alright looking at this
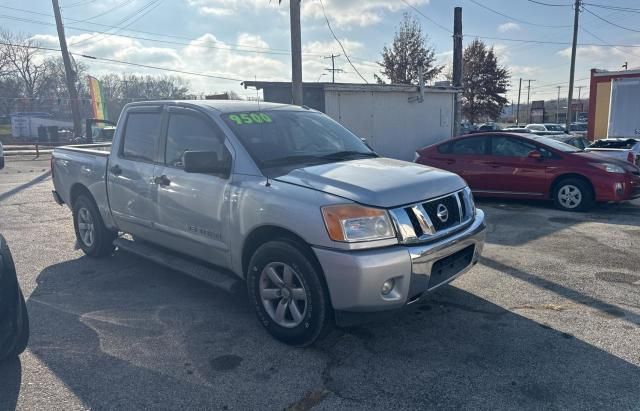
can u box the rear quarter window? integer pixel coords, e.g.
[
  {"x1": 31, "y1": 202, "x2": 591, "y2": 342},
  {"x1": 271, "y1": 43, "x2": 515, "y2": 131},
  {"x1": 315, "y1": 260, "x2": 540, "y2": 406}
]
[{"x1": 437, "y1": 142, "x2": 452, "y2": 154}]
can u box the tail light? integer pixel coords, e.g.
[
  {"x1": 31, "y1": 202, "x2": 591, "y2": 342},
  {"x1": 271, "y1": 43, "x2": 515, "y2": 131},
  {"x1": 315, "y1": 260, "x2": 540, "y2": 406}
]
[{"x1": 627, "y1": 152, "x2": 634, "y2": 163}]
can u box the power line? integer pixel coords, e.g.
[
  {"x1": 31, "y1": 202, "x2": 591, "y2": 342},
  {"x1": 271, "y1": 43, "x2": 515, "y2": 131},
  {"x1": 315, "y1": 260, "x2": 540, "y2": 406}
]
[
  {"x1": 400, "y1": 0, "x2": 452, "y2": 33},
  {"x1": 582, "y1": 3, "x2": 640, "y2": 13},
  {"x1": 318, "y1": 0, "x2": 368, "y2": 83},
  {"x1": 0, "y1": 41, "x2": 245, "y2": 82},
  {"x1": 70, "y1": 0, "x2": 134, "y2": 24},
  {"x1": 63, "y1": 0, "x2": 98, "y2": 8},
  {"x1": 527, "y1": 0, "x2": 572, "y2": 7},
  {"x1": 582, "y1": 6, "x2": 640, "y2": 33},
  {"x1": 469, "y1": 0, "x2": 571, "y2": 28}
]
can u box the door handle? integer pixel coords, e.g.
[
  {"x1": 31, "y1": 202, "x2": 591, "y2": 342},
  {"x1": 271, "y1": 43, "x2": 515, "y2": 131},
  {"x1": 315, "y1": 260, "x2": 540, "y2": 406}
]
[
  {"x1": 154, "y1": 175, "x2": 171, "y2": 186},
  {"x1": 109, "y1": 165, "x2": 122, "y2": 175}
]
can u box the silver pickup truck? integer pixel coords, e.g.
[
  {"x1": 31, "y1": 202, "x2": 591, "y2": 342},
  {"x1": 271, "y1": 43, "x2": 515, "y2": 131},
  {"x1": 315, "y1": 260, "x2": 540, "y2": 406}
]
[{"x1": 51, "y1": 100, "x2": 486, "y2": 346}]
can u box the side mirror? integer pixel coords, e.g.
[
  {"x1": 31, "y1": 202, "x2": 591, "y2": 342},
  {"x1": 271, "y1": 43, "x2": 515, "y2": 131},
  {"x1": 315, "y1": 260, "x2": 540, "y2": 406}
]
[
  {"x1": 183, "y1": 151, "x2": 230, "y2": 175},
  {"x1": 528, "y1": 150, "x2": 543, "y2": 160}
]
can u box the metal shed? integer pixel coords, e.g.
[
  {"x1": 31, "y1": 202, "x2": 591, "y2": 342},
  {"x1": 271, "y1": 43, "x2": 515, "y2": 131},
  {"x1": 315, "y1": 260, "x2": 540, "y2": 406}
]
[{"x1": 242, "y1": 81, "x2": 457, "y2": 161}]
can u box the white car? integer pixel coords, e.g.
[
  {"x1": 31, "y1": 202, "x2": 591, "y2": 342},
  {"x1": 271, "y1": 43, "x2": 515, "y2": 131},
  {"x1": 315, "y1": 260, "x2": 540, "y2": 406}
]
[
  {"x1": 0, "y1": 141, "x2": 4, "y2": 169},
  {"x1": 587, "y1": 138, "x2": 640, "y2": 166},
  {"x1": 525, "y1": 123, "x2": 566, "y2": 134}
]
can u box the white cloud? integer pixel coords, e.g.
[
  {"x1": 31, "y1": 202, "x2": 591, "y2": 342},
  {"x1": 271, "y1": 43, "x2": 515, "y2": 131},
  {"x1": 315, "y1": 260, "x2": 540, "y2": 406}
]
[
  {"x1": 557, "y1": 45, "x2": 640, "y2": 69},
  {"x1": 497, "y1": 22, "x2": 520, "y2": 33},
  {"x1": 301, "y1": 0, "x2": 430, "y2": 28}
]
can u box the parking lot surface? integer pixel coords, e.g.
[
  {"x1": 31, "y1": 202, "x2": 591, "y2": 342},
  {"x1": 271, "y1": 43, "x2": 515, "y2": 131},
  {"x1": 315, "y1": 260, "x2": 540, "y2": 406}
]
[{"x1": 1, "y1": 156, "x2": 639, "y2": 410}]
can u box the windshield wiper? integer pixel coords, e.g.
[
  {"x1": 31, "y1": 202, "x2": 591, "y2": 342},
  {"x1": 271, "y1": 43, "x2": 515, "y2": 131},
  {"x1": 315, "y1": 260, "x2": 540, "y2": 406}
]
[{"x1": 319, "y1": 150, "x2": 378, "y2": 160}]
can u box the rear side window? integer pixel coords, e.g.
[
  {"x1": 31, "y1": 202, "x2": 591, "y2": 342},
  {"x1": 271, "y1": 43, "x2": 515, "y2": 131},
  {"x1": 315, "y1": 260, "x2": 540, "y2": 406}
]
[
  {"x1": 122, "y1": 112, "x2": 162, "y2": 162},
  {"x1": 437, "y1": 142, "x2": 452, "y2": 154},
  {"x1": 165, "y1": 113, "x2": 227, "y2": 168},
  {"x1": 450, "y1": 137, "x2": 487, "y2": 155}
]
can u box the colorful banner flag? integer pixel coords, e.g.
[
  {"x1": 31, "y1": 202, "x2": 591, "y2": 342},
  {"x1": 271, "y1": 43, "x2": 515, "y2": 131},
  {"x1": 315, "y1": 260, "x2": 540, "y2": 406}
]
[{"x1": 87, "y1": 76, "x2": 109, "y2": 121}]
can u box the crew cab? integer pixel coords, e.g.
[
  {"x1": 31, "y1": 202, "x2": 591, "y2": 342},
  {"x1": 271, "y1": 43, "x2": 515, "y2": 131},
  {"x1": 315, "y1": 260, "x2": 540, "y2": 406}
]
[{"x1": 51, "y1": 101, "x2": 486, "y2": 346}]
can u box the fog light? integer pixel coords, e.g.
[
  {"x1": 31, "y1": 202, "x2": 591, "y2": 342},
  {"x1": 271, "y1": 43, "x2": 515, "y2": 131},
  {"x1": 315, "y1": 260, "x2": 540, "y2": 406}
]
[
  {"x1": 615, "y1": 182, "x2": 624, "y2": 195},
  {"x1": 381, "y1": 279, "x2": 395, "y2": 295}
]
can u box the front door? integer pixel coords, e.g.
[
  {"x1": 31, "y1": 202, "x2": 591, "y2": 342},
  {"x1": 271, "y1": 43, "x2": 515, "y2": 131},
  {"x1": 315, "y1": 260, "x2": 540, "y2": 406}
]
[
  {"x1": 153, "y1": 106, "x2": 233, "y2": 267},
  {"x1": 107, "y1": 106, "x2": 163, "y2": 237},
  {"x1": 486, "y1": 135, "x2": 548, "y2": 196}
]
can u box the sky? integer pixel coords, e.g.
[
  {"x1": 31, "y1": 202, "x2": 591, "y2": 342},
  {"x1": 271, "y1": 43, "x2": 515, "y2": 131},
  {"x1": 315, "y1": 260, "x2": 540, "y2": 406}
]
[{"x1": 1, "y1": 0, "x2": 640, "y2": 102}]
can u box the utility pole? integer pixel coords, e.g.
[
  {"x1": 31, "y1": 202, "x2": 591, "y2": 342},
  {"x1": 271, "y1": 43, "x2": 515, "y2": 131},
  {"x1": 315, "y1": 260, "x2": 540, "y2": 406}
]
[
  {"x1": 452, "y1": 7, "x2": 463, "y2": 136},
  {"x1": 524, "y1": 79, "x2": 536, "y2": 123},
  {"x1": 556, "y1": 86, "x2": 562, "y2": 123},
  {"x1": 52, "y1": 0, "x2": 82, "y2": 137},
  {"x1": 516, "y1": 78, "x2": 522, "y2": 125},
  {"x1": 565, "y1": 0, "x2": 581, "y2": 131},
  {"x1": 575, "y1": 85, "x2": 584, "y2": 122},
  {"x1": 289, "y1": 0, "x2": 303, "y2": 105},
  {"x1": 323, "y1": 54, "x2": 343, "y2": 83}
]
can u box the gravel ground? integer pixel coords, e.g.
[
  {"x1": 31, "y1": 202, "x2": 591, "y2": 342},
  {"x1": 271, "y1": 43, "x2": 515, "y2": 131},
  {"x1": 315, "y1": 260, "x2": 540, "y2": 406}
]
[{"x1": 1, "y1": 155, "x2": 639, "y2": 410}]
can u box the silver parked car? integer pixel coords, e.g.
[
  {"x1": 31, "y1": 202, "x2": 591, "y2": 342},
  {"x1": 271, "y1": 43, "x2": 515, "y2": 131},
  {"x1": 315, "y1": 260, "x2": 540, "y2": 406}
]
[{"x1": 51, "y1": 101, "x2": 486, "y2": 346}]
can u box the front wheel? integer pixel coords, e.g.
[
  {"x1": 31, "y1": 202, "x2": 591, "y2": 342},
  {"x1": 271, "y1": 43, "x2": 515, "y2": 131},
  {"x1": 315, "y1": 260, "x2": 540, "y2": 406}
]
[
  {"x1": 553, "y1": 178, "x2": 594, "y2": 212},
  {"x1": 247, "y1": 241, "x2": 332, "y2": 346},
  {"x1": 72, "y1": 195, "x2": 117, "y2": 257}
]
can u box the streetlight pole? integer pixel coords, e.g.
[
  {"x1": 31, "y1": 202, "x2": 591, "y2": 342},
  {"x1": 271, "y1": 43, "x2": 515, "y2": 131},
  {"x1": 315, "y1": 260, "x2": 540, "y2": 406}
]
[
  {"x1": 516, "y1": 78, "x2": 522, "y2": 125},
  {"x1": 525, "y1": 79, "x2": 536, "y2": 124},
  {"x1": 556, "y1": 86, "x2": 562, "y2": 123}
]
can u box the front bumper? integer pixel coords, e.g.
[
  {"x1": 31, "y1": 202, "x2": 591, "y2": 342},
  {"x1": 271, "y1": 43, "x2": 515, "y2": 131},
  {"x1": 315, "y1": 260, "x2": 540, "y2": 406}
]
[{"x1": 314, "y1": 209, "x2": 486, "y2": 312}]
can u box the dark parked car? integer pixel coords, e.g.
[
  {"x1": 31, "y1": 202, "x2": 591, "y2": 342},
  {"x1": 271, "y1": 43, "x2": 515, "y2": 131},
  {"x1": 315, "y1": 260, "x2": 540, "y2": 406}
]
[
  {"x1": 0, "y1": 234, "x2": 29, "y2": 362},
  {"x1": 416, "y1": 132, "x2": 640, "y2": 211},
  {"x1": 547, "y1": 134, "x2": 591, "y2": 150}
]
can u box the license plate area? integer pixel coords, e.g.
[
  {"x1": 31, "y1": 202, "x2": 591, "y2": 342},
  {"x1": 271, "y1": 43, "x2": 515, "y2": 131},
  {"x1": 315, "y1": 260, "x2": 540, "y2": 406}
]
[{"x1": 428, "y1": 245, "x2": 475, "y2": 289}]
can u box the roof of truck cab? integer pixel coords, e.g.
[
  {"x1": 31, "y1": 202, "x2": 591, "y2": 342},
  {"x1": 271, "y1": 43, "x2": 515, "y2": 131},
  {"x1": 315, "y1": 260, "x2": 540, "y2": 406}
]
[{"x1": 125, "y1": 100, "x2": 310, "y2": 113}]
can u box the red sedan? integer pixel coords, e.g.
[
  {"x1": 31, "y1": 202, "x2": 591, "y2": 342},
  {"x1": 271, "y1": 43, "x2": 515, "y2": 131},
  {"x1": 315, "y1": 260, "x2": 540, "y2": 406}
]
[{"x1": 416, "y1": 132, "x2": 640, "y2": 211}]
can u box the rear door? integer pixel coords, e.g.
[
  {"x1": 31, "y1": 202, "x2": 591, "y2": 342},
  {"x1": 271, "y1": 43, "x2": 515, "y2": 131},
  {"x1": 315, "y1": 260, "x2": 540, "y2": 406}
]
[
  {"x1": 486, "y1": 135, "x2": 548, "y2": 196},
  {"x1": 437, "y1": 136, "x2": 490, "y2": 190},
  {"x1": 107, "y1": 106, "x2": 163, "y2": 237},
  {"x1": 153, "y1": 106, "x2": 233, "y2": 266}
]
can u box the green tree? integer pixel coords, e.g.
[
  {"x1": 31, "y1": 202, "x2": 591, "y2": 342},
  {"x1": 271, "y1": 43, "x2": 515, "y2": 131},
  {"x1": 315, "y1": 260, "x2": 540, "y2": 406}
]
[
  {"x1": 376, "y1": 13, "x2": 443, "y2": 85},
  {"x1": 462, "y1": 39, "x2": 509, "y2": 123}
]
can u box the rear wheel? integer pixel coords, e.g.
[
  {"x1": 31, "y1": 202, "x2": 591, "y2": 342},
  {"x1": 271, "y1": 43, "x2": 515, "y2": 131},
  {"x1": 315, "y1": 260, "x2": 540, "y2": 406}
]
[
  {"x1": 73, "y1": 195, "x2": 116, "y2": 257},
  {"x1": 0, "y1": 236, "x2": 29, "y2": 362},
  {"x1": 247, "y1": 240, "x2": 332, "y2": 346},
  {"x1": 553, "y1": 178, "x2": 594, "y2": 212}
]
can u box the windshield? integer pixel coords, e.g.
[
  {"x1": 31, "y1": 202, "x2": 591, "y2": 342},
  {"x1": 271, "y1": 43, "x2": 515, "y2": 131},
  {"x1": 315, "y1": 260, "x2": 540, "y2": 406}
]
[
  {"x1": 570, "y1": 123, "x2": 587, "y2": 131},
  {"x1": 544, "y1": 124, "x2": 565, "y2": 132},
  {"x1": 532, "y1": 136, "x2": 582, "y2": 152},
  {"x1": 222, "y1": 110, "x2": 375, "y2": 168}
]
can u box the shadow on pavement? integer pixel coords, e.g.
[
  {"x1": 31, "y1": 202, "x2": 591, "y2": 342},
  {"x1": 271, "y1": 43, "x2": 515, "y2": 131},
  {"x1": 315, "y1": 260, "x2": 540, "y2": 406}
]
[
  {"x1": 0, "y1": 171, "x2": 51, "y2": 203},
  {"x1": 477, "y1": 198, "x2": 640, "y2": 247},
  {"x1": 0, "y1": 356, "x2": 22, "y2": 410},
  {"x1": 14, "y1": 252, "x2": 640, "y2": 409}
]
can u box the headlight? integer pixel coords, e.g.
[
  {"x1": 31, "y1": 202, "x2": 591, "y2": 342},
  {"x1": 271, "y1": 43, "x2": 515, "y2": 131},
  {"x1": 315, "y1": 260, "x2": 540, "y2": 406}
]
[
  {"x1": 590, "y1": 162, "x2": 625, "y2": 173},
  {"x1": 321, "y1": 204, "x2": 396, "y2": 242}
]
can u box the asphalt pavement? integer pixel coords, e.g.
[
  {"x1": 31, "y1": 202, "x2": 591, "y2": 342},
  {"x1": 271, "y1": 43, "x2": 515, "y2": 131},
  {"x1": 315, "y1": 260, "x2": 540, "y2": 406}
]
[{"x1": 0, "y1": 155, "x2": 639, "y2": 410}]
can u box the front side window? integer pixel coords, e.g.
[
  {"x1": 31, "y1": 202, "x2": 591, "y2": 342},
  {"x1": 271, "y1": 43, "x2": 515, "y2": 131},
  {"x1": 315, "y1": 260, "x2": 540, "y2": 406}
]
[
  {"x1": 222, "y1": 110, "x2": 374, "y2": 168},
  {"x1": 450, "y1": 137, "x2": 487, "y2": 155},
  {"x1": 122, "y1": 112, "x2": 162, "y2": 162},
  {"x1": 165, "y1": 112, "x2": 226, "y2": 168},
  {"x1": 492, "y1": 136, "x2": 537, "y2": 157}
]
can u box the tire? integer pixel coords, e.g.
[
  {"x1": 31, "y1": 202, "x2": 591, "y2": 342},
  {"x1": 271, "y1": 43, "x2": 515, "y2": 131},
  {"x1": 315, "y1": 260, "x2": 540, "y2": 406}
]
[
  {"x1": 0, "y1": 236, "x2": 29, "y2": 361},
  {"x1": 72, "y1": 195, "x2": 117, "y2": 257},
  {"x1": 247, "y1": 240, "x2": 332, "y2": 347},
  {"x1": 553, "y1": 178, "x2": 595, "y2": 212}
]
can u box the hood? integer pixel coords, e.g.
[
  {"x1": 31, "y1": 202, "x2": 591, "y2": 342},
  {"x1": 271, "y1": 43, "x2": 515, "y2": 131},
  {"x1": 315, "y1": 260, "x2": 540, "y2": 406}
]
[{"x1": 275, "y1": 157, "x2": 467, "y2": 208}]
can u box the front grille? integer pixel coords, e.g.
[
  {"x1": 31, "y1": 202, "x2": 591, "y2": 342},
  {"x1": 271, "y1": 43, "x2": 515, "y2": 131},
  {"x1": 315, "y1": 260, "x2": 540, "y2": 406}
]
[
  {"x1": 389, "y1": 188, "x2": 474, "y2": 244},
  {"x1": 422, "y1": 194, "x2": 460, "y2": 231}
]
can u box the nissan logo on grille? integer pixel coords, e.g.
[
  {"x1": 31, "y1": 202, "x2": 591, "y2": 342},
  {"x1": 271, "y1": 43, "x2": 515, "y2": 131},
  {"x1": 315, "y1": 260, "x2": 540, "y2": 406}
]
[{"x1": 436, "y1": 203, "x2": 449, "y2": 223}]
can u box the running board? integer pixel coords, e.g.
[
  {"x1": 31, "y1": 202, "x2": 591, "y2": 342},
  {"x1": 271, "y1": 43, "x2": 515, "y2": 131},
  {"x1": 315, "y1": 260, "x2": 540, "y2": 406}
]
[{"x1": 113, "y1": 238, "x2": 240, "y2": 293}]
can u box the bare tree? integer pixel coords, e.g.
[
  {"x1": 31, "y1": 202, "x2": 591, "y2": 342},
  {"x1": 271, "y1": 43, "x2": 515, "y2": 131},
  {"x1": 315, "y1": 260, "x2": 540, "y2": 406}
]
[{"x1": 1, "y1": 31, "x2": 50, "y2": 110}]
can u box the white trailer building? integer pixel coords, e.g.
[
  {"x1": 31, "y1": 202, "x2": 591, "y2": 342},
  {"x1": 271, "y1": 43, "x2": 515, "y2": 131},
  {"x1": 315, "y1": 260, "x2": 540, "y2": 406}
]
[{"x1": 242, "y1": 81, "x2": 457, "y2": 162}]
